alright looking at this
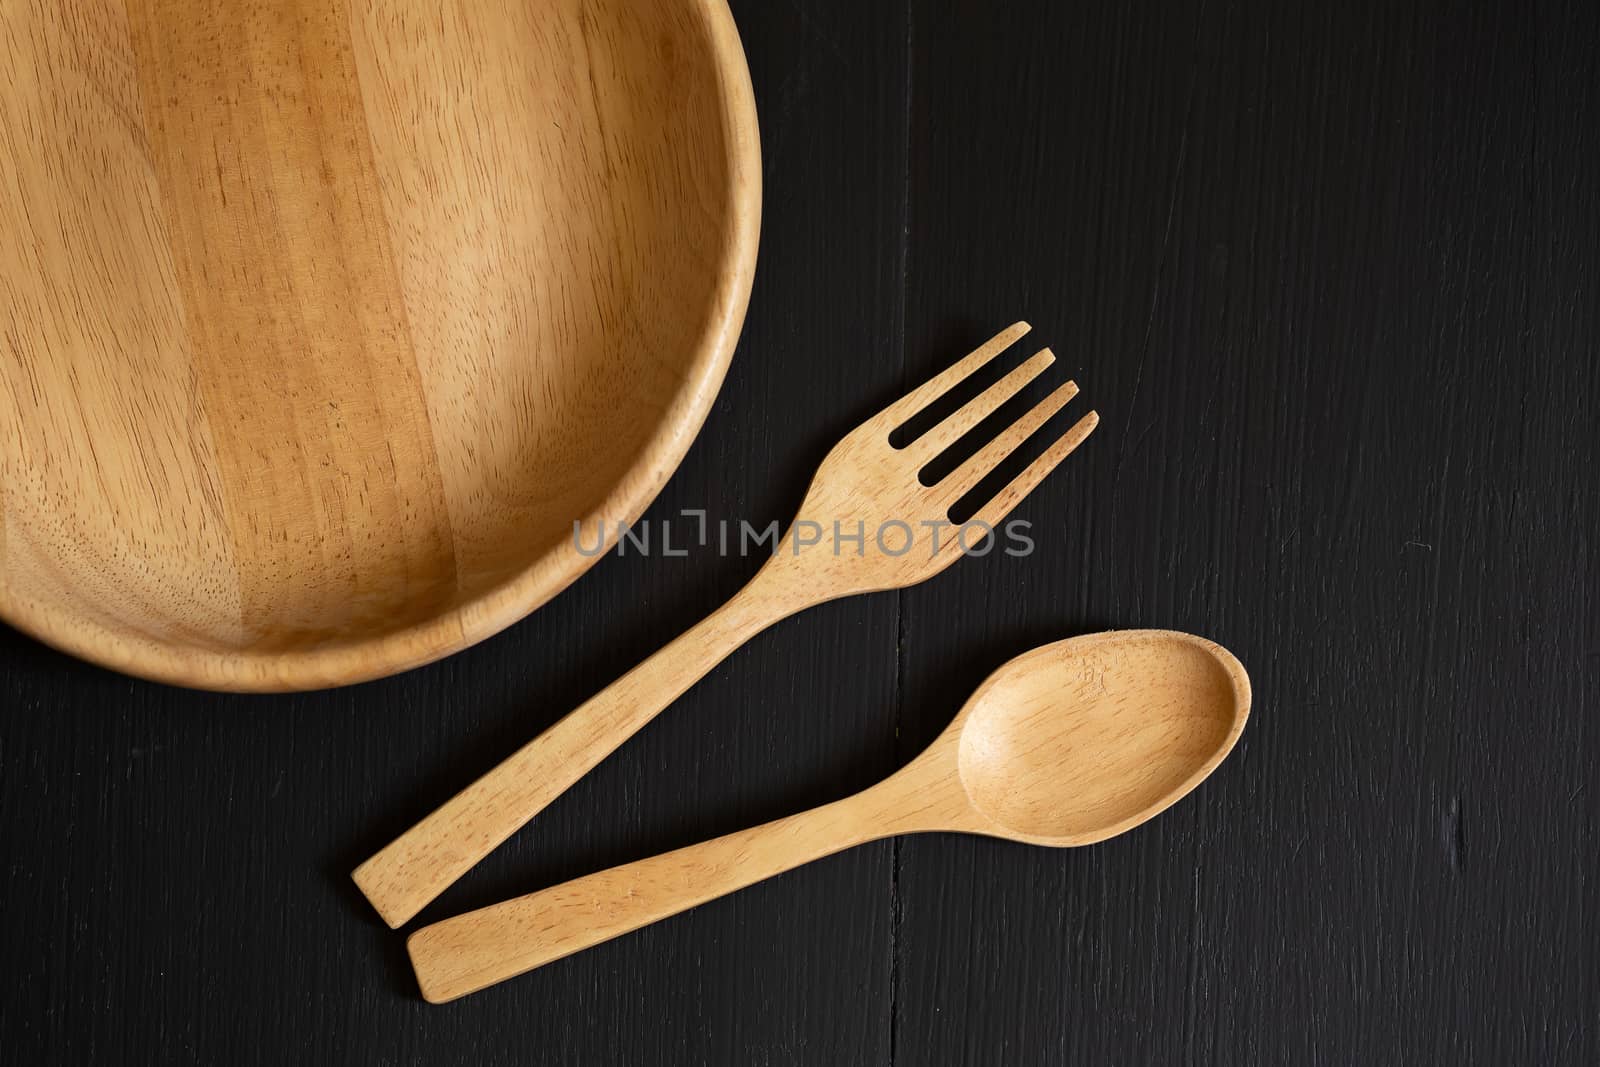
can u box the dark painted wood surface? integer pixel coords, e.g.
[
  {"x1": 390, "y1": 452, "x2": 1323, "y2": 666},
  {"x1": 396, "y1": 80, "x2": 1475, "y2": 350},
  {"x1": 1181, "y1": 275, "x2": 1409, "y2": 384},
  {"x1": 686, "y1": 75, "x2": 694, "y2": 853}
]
[{"x1": 2, "y1": 0, "x2": 1596, "y2": 1063}]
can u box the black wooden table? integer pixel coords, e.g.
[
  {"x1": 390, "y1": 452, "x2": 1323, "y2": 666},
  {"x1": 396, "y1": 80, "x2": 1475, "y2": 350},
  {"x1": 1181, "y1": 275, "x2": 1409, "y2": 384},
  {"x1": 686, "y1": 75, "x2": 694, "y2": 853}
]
[{"x1": 3, "y1": 1, "x2": 1597, "y2": 1063}]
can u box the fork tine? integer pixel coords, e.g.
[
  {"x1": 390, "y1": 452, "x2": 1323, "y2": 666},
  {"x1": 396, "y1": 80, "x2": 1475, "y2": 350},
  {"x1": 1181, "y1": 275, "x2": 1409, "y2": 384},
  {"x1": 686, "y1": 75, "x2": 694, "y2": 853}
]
[
  {"x1": 962, "y1": 410, "x2": 1099, "y2": 529},
  {"x1": 906, "y1": 348, "x2": 1056, "y2": 460},
  {"x1": 936, "y1": 378, "x2": 1079, "y2": 498},
  {"x1": 881, "y1": 322, "x2": 1032, "y2": 427}
]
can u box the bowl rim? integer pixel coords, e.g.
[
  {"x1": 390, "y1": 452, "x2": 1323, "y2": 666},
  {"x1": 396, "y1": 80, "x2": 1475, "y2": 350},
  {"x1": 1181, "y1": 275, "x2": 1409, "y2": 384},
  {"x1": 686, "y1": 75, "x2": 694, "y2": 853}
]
[{"x1": 0, "y1": 0, "x2": 761, "y2": 693}]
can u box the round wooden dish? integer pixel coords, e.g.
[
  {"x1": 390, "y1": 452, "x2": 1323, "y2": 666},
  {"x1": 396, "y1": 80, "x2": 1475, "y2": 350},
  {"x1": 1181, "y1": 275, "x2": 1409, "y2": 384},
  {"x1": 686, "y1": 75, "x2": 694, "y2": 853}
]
[{"x1": 0, "y1": 0, "x2": 760, "y2": 691}]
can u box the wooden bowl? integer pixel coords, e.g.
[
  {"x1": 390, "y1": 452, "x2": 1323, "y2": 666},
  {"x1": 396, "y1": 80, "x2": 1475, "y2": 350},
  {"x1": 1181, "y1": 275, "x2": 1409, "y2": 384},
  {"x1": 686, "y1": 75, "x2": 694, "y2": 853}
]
[{"x1": 0, "y1": 0, "x2": 760, "y2": 691}]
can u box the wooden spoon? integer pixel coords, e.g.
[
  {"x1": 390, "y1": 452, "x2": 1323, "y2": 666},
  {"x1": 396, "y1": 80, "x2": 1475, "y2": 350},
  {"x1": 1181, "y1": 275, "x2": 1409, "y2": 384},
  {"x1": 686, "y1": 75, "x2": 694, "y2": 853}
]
[{"x1": 407, "y1": 629, "x2": 1250, "y2": 1003}]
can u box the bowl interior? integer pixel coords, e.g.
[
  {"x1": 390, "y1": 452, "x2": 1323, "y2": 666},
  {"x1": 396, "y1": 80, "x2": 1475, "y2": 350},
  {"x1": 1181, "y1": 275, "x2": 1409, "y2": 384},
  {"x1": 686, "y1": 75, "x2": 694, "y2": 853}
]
[{"x1": 0, "y1": 0, "x2": 756, "y2": 688}]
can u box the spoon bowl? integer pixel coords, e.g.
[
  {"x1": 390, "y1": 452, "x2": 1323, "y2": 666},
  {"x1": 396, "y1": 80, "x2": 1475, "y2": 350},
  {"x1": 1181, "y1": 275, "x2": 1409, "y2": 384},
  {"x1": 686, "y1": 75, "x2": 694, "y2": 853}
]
[
  {"x1": 954, "y1": 630, "x2": 1250, "y2": 846},
  {"x1": 407, "y1": 629, "x2": 1250, "y2": 1002}
]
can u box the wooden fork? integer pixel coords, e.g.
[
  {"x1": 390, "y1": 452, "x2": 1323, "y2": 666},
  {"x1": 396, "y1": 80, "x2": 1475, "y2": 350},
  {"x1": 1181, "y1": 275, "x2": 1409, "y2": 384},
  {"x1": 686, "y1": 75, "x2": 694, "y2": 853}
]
[{"x1": 352, "y1": 322, "x2": 1098, "y2": 928}]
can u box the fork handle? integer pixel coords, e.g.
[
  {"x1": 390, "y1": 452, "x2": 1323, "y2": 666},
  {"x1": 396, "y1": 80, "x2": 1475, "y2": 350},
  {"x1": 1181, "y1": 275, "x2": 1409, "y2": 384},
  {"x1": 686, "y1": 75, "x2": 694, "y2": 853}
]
[
  {"x1": 352, "y1": 564, "x2": 803, "y2": 929},
  {"x1": 405, "y1": 788, "x2": 900, "y2": 1002}
]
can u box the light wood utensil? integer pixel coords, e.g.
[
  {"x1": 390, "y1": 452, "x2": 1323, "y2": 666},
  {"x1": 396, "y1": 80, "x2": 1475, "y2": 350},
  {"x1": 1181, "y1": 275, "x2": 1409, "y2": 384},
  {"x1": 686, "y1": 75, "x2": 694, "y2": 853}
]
[
  {"x1": 407, "y1": 629, "x2": 1251, "y2": 1002},
  {"x1": 0, "y1": 0, "x2": 759, "y2": 691},
  {"x1": 354, "y1": 321, "x2": 1099, "y2": 928}
]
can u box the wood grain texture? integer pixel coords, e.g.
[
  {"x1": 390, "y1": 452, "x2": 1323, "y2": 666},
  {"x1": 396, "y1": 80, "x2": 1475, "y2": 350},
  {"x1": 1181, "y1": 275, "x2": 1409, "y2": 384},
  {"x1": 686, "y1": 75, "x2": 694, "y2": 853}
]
[
  {"x1": 2, "y1": 0, "x2": 1598, "y2": 1063},
  {"x1": 893, "y1": 1, "x2": 1599, "y2": 1064},
  {"x1": 0, "y1": 0, "x2": 760, "y2": 690}
]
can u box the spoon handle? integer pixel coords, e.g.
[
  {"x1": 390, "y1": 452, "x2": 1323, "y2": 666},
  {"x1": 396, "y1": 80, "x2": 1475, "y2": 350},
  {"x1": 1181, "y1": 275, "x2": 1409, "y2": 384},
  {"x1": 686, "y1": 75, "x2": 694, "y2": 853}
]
[
  {"x1": 352, "y1": 567, "x2": 805, "y2": 930},
  {"x1": 407, "y1": 791, "x2": 896, "y2": 1002}
]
